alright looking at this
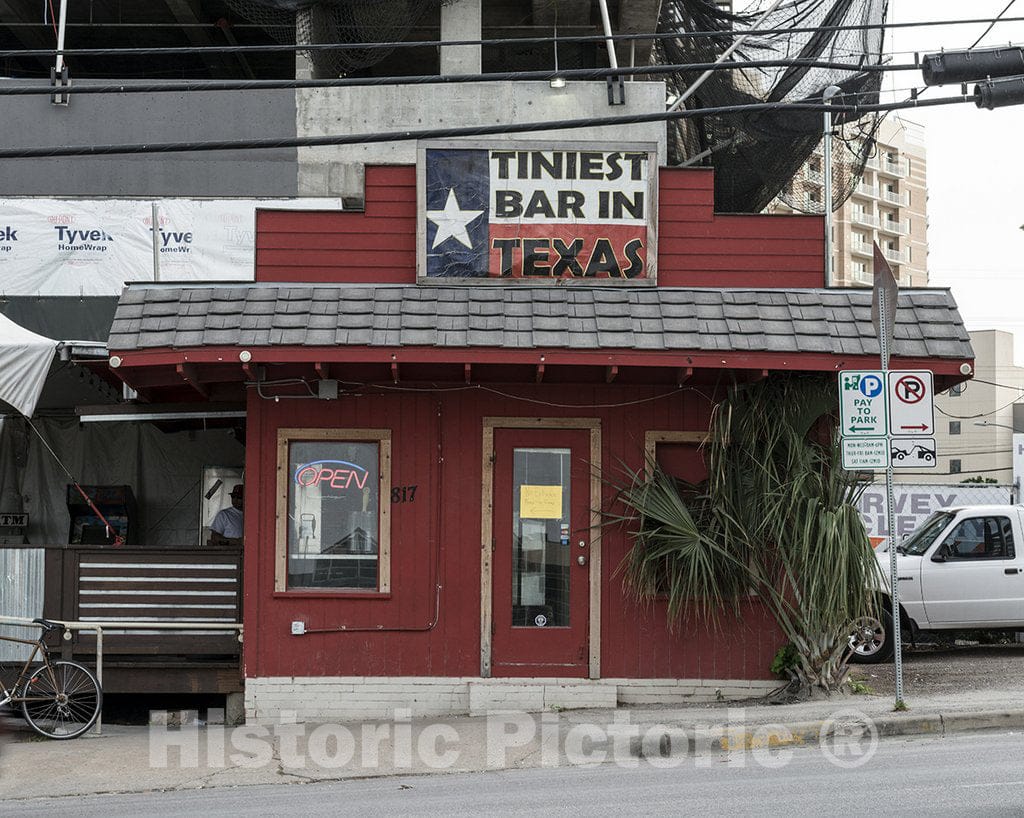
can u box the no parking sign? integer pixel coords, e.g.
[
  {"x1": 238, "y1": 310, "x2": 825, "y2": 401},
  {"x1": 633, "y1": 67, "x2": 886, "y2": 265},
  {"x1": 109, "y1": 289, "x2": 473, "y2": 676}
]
[{"x1": 888, "y1": 370, "x2": 934, "y2": 436}]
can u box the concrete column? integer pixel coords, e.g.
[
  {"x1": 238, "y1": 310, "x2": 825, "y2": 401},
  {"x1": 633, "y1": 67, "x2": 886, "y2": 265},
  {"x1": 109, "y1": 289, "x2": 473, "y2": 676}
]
[
  {"x1": 295, "y1": 7, "x2": 335, "y2": 79},
  {"x1": 440, "y1": 0, "x2": 482, "y2": 75}
]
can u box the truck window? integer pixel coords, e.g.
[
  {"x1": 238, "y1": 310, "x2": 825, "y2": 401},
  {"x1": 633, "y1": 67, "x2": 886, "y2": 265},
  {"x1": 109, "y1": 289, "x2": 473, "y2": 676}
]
[
  {"x1": 939, "y1": 516, "x2": 1015, "y2": 560},
  {"x1": 902, "y1": 511, "x2": 955, "y2": 556}
]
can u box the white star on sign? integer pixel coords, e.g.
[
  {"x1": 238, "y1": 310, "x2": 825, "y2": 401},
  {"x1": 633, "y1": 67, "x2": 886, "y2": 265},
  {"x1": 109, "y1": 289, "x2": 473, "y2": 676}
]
[{"x1": 426, "y1": 188, "x2": 484, "y2": 250}]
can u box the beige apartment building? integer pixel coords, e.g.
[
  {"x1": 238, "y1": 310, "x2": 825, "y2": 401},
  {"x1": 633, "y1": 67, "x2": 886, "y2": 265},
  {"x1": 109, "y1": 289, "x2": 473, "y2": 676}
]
[
  {"x1": 925, "y1": 330, "x2": 1023, "y2": 485},
  {"x1": 770, "y1": 115, "x2": 928, "y2": 288}
]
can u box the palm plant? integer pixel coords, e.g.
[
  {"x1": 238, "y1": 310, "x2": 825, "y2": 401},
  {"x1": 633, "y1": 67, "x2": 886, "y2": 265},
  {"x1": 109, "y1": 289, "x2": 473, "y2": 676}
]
[{"x1": 617, "y1": 375, "x2": 880, "y2": 696}]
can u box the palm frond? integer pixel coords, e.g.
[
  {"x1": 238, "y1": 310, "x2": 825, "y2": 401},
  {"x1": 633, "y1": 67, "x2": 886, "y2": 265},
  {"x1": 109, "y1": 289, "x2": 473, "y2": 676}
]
[{"x1": 612, "y1": 374, "x2": 880, "y2": 694}]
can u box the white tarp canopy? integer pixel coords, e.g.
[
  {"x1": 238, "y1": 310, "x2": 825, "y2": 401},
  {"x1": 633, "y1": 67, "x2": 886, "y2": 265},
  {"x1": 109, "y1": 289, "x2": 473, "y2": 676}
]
[{"x1": 0, "y1": 312, "x2": 57, "y2": 417}]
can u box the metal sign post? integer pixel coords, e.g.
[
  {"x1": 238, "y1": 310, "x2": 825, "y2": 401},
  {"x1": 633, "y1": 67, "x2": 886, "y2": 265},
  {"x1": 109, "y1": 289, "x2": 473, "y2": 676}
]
[{"x1": 872, "y1": 243, "x2": 904, "y2": 709}]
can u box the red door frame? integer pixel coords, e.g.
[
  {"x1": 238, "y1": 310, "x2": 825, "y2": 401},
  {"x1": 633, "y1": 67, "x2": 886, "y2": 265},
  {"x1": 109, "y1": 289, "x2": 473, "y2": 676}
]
[{"x1": 490, "y1": 428, "x2": 591, "y2": 678}]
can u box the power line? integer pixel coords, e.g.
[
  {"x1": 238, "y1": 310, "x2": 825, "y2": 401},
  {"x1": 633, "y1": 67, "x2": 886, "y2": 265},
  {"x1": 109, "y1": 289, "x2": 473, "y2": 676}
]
[
  {"x1": 936, "y1": 390, "x2": 1024, "y2": 420},
  {"x1": 968, "y1": 0, "x2": 1021, "y2": 48},
  {"x1": 3, "y1": 14, "x2": 1024, "y2": 60},
  {"x1": 0, "y1": 93, "x2": 971, "y2": 160},
  {"x1": 0, "y1": 57, "x2": 916, "y2": 98},
  {"x1": 964, "y1": 377, "x2": 1024, "y2": 392}
]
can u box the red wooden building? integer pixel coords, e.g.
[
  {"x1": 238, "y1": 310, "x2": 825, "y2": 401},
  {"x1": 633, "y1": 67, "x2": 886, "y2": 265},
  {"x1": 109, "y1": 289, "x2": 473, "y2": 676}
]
[{"x1": 105, "y1": 158, "x2": 973, "y2": 721}]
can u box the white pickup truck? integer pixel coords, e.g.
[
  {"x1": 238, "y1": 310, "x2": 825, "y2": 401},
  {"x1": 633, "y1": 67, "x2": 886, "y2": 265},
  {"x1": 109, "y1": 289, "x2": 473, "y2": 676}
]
[{"x1": 851, "y1": 505, "x2": 1024, "y2": 663}]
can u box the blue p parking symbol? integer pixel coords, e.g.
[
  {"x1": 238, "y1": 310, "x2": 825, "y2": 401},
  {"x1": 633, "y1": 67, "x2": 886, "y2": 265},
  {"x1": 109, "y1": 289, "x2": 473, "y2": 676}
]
[{"x1": 859, "y1": 375, "x2": 883, "y2": 398}]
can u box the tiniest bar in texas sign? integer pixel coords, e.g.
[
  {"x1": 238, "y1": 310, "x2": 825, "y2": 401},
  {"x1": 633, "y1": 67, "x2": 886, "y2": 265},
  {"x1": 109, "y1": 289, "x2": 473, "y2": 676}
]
[{"x1": 417, "y1": 140, "x2": 658, "y2": 283}]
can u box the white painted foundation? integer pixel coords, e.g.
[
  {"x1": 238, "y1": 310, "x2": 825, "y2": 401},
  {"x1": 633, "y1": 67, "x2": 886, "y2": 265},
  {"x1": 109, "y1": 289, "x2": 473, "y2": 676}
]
[{"x1": 245, "y1": 677, "x2": 780, "y2": 723}]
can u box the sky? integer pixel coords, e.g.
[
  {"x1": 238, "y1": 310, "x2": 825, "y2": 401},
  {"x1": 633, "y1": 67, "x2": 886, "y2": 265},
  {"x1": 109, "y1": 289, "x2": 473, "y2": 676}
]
[{"x1": 884, "y1": 2, "x2": 1024, "y2": 361}]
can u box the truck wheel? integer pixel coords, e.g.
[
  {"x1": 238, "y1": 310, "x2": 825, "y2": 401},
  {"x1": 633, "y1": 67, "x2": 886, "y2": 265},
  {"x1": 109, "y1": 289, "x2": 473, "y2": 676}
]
[{"x1": 848, "y1": 611, "x2": 894, "y2": 664}]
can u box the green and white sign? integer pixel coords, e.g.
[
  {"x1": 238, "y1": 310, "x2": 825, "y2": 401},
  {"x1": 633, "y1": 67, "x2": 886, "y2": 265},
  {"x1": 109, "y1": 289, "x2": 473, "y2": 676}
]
[
  {"x1": 841, "y1": 437, "x2": 888, "y2": 470},
  {"x1": 839, "y1": 370, "x2": 887, "y2": 436}
]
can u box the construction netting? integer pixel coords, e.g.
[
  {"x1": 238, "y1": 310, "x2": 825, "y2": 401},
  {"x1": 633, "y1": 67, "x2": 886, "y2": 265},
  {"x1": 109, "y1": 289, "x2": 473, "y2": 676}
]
[
  {"x1": 225, "y1": 0, "x2": 450, "y2": 77},
  {"x1": 225, "y1": 0, "x2": 888, "y2": 214},
  {"x1": 657, "y1": 0, "x2": 888, "y2": 213}
]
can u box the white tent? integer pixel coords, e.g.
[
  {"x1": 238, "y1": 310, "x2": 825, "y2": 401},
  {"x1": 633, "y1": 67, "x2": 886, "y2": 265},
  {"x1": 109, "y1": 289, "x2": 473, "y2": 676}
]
[{"x1": 0, "y1": 312, "x2": 57, "y2": 418}]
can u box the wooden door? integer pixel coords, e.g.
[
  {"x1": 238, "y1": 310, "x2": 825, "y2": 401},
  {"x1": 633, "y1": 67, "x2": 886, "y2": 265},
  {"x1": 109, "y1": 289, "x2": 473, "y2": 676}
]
[{"x1": 491, "y1": 428, "x2": 591, "y2": 677}]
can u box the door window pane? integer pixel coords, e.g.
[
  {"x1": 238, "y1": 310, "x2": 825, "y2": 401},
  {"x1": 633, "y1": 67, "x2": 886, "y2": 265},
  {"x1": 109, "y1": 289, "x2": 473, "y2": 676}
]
[
  {"x1": 512, "y1": 448, "x2": 570, "y2": 627},
  {"x1": 940, "y1": 516, "x2": 1013, "y2": 560},
  {"x1": 288, "y1": 440, "x2": 380, "y2": 589}
]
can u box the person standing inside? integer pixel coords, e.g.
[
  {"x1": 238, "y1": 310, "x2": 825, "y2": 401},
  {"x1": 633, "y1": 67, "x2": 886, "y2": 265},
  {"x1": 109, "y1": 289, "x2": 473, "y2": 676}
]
[{"x1": 209, "y1": 483, "x2": 244, "y2": 546}]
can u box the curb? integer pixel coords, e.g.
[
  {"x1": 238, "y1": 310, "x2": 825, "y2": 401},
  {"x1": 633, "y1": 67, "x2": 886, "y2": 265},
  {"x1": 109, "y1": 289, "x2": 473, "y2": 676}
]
[{"x1": 630, "y1": 708, "x2": 1024, "y2": 758}]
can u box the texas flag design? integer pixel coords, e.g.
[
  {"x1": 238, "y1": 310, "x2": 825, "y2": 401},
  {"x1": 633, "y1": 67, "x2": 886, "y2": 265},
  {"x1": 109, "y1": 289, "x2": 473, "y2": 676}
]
[{"x1": 423, "y1": 147, "x2": 652, "y2": 280}]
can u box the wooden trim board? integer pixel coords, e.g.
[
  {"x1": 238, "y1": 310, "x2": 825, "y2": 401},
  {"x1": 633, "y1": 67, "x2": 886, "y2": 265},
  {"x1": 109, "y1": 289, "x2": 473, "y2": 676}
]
[
  {"x1": 275, "y1": 428, "x2": 392, "y2": 593},
  {"x1": 480, "y1": 417, "x2": 602, "y2": 679}
]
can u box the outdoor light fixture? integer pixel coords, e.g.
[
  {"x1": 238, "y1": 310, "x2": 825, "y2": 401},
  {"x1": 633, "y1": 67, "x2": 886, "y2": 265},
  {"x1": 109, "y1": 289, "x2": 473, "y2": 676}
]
[
  {"x1": 960, "y1": 362, "x2": 973, "y2": 376},
  {"x1": 239, "y1": 350, "x2": 252, "y2": 363},
  {"x1": 109, "y1": 355, "x2": 122, "y2": 368},
  {"x1": 549, "y1": 8, "x2": 565, "y2": 89}
]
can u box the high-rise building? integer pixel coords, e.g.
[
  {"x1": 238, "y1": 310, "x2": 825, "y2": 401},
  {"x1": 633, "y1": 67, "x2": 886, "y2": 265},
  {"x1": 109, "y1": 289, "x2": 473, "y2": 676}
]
[{"x1": 769, "y1": 116, "x2": 929, "y2": 288}]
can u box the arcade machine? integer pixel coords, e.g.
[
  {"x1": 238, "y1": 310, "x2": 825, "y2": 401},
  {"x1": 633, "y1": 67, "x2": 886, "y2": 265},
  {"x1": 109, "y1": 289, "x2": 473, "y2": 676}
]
[{"x1": 66, "y1": 485, "x2": 136, "y2": 545}]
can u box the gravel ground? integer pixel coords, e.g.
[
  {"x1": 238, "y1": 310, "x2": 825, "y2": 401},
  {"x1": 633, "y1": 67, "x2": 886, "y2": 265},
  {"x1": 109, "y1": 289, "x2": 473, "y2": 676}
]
[{"x1": 850, "y1": 642, "x2": 1024, "y2": 698}]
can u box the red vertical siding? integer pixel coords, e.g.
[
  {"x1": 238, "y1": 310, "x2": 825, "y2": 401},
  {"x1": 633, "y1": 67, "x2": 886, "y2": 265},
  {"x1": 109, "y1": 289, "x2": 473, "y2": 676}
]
[
  {"x1": 244, "y1": 383, "x2": 783, "y2": 681},
  {"x1": 254, "y1": 165, "x2": 824, "y2": 289}
]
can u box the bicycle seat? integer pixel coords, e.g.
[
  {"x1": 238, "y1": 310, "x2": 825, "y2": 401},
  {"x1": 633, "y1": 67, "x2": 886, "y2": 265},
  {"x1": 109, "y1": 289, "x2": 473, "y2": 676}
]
[{"x1": 32, "y1": 618, "x2": 63, "y2": 633}]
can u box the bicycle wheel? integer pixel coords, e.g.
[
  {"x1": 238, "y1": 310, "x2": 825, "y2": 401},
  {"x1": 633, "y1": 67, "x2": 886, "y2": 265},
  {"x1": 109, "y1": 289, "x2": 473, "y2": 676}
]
[{"x1": 20, "y1": 660, "x2": 102, "y2": 739}]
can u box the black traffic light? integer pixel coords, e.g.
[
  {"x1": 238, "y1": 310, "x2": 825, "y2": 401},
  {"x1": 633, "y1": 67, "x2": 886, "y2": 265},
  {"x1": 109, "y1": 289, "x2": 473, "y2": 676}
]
[
  {"x1": 975, "y1": 76, "x2": 1024, "y2": 109},
  {"x1": 922, "y1": 45, "x2": 1024, "y2": 85}
]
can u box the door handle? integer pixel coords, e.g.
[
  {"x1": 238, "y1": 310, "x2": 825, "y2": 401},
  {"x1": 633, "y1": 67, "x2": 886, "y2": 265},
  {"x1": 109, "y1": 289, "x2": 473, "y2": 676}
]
[
  {"x1": 577, "y1": 555, "x2": 587, "y2": 566},
  {"x1": 1005, "y1": 568, "x2": 1021, "y2": 575}
]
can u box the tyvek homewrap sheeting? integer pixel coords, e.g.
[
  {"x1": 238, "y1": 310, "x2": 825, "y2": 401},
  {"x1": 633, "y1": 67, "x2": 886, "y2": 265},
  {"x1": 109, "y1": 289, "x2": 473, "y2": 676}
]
[
  {"x1": 0, "y1": 312, "x2": 56, "y2": 417},
  {"x1": 0, "y1": 197, "x2": 341, "y2": 295}
]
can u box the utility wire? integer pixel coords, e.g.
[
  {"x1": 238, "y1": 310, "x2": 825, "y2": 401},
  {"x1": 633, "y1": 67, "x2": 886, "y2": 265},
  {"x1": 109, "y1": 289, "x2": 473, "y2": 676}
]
[
  {"x1": 0, "y1": 93, "x2": 971, "y2": 160},
  {"x1": 962, "y1": 377, "x2": 1024, "y2": 391},
  {"x1": 898, "y1": 2, "x2": 1022, "y2": 105},
  {"x1": 968, "y1": 0, "x2": 1020, "y2": 48},
  {"x1": 4, "y1": 14, "x2": 1024, "y2": 60},
  {"x1": 936, "y1": 392, "x2": 1024, "y2": 420},
  {"x1": 0, "y1": 57, "x2": 918, "y2": 97}
]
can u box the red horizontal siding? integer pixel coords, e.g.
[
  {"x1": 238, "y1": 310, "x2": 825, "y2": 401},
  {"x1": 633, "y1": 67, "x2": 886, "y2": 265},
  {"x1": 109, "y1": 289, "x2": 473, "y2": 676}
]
[
  {"x1": 258, "y1": 248, "x2": 415, "y2": 267},
  {"x1": 256, "y1": 166, "x2": 418, "y2": 284},
  {"x1": 255, "y1": 164, "x2": 824, "y2": 288},
  {"x1": 244, "y1": 384, "x2": 783, "y2": 682}
]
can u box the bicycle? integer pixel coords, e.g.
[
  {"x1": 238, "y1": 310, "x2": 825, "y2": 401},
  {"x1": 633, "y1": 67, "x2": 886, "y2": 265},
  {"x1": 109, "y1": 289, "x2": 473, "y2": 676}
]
[{"x1": 0, "y1": 618, "x2": 103, "y2": 739}]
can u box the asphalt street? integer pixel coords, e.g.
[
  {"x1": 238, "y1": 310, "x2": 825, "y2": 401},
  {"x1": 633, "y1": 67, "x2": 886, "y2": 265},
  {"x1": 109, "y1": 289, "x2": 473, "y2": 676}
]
[{"x1": 5, "y1": 729, "x2": 1024, "y2": 817}]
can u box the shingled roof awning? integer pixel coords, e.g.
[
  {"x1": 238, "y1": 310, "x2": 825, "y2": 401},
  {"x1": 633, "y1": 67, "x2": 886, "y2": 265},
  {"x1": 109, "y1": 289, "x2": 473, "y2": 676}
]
[
  {"x1": 104, "y1": 283, "x2": 974, "y2": 401},
  {"x1": 109, "y1": 283, "x2": 972, "y2": 359}
]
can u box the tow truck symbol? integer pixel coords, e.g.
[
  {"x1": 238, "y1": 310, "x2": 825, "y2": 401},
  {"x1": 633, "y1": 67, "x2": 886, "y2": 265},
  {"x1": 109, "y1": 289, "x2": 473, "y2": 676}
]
[{"x1": 891, "y1": 444, "x2": 934, "y2": 463}]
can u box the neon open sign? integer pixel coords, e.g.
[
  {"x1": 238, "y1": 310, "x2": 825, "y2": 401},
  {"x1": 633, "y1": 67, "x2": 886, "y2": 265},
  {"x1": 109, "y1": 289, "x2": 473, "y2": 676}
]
[{"x1": 294, "y1": 460, "x2": 369, "y2": 490}]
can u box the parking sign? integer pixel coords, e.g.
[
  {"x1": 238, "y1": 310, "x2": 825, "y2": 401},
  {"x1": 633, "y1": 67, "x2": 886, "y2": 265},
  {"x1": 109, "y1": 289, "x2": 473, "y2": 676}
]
[
  {"x1": 888, "y1": 370, "x2": 934, "y2": 436},
  {"x1": 839, "y1": 371, "x2": 887, "y2": 436}
]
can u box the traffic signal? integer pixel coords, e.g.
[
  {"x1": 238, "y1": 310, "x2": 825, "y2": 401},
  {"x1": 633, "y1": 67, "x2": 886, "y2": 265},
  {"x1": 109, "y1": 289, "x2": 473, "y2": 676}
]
[
  {"x1": 921, "y1": 45, "x2": 1024, "y2": 85},
  {"x1": 922, "y1": 45, "x2": 1024, "y2": 110},
  {"x1": 974, "y1": 75, "x2": 1024, "y2": 109}
]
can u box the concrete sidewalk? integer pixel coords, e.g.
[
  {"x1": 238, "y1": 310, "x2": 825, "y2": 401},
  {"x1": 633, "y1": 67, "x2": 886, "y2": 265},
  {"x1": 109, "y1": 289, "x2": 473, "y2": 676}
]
[{"x1": 2, "y1": 687, "x2": 1023, "y2": 801}]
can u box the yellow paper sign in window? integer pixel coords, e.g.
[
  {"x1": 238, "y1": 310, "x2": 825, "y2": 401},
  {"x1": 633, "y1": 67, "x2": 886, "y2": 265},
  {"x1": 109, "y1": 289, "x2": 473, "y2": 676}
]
[{"x1": 520, "y1": 485, "x2": 563, "y2": 519}]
